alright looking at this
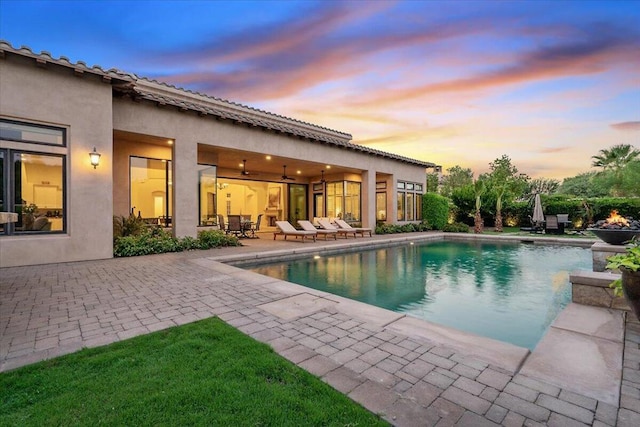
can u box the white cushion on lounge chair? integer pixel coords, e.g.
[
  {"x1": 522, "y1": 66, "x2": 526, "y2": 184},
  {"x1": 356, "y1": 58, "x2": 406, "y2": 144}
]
[
  {"x1": 334, "y1": 219, "x2": 373, "y2": 237},
  {"x1": 317, "y1": 218, "x2": 356, "y2": 238},
  {"x1": 298, "y1": 220, "x2": 337, "y2": 240},
  {"x1": 274, "y1": 221, "x2": 316, "y2": 242}
]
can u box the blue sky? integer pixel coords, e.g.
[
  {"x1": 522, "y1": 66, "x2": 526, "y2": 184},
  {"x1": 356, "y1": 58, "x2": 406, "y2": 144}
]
[{"x1": 1, "y1": 0, "x2": 639, "y2": 179}]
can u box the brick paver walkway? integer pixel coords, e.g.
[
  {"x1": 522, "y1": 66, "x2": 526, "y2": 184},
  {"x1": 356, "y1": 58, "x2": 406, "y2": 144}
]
[{"x1": 2, "y1": 235, "x2": 640, "y2": 426}]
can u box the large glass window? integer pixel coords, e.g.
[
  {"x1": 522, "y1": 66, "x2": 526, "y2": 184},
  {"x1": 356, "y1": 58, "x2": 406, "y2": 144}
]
[
  {"x1": 376, "y1": 192, "x2": 386, "y2": 221},
  {"x1": 326, "y1": 181, "x2": 361, "y2": 222},
  {"x1": 198, "y1": 165, "x2": 217, "y2": 226},
  {"x1": 397, "y1": 180, "x2": 423, "y2": 221},
  {"x1": 130, "y1": 157, "x2": 172, "y2": 226},
  {"x1": 1, "y1": 119, "x2": 67, "y2": 235},
  {"x1": 397, "y1": 192, "x2": 405, "y2": 221},
  {"x1": 326, "y1": 182, "x2": 343, "y2": 219},
  {"x1": 406, "y1": 193, "x2": 415, "y2": 221},
  {"x1": 344, "y1": 182, "x2": 361, "y2": 222},
  {"x1": 4, "y1": 152, "x2": 66, "y2": 233}
]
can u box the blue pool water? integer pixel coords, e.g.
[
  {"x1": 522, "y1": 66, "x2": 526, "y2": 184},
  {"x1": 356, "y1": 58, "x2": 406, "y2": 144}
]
[{"x1": 247, "y1": 240, "x2": 591, "y2": 349}]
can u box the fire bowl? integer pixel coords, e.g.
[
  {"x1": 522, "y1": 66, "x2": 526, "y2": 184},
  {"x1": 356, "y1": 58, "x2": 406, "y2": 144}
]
[{"x1": 588, "y1": 228, "x2": 640, "y2": 245}]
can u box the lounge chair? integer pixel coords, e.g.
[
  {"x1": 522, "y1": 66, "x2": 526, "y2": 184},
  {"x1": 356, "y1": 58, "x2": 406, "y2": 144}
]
[
  {"x1": 334, "y1": 219, "x2": 372, "y2": 237},
  {"x1": 298, "y1": 220, "x2": 337, "y2": 240},
  {"x1": 317, "y1": 218, "x2": 356, "y2": 238},
  {"x1": 274, "y1": 220, "x2": 317, "y2": 242}
]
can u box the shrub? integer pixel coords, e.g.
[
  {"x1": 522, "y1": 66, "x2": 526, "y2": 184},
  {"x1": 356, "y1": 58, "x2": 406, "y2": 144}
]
[
  {"x1": 113, "y1": 214, "x2": 147, "y2": 241},
  {"x1": 114, "y1": 228, "x2": 240, "y2": 257},
  {"x1": 374, "y1": 221, "x2": 431, "y2": 235},
  {"x1": 197, "y1": 230, "x2": 240, "y2": 249},
  {"x1": 422, "y1": 193, "x2": 449, "y2": 230},
  {"x1": 442, "y1": 222, "x2": 470, "y2": 233}
]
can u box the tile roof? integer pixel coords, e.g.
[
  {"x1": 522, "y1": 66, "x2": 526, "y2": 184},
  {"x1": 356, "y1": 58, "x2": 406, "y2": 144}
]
[{"x1": 0, "y1": 40, "x2": 435, "y2": 168}]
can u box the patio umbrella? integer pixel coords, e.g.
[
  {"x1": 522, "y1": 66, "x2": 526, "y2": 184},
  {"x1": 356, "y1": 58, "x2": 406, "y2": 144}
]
[{"x1": 532, "y1": 193, "x2": 544, "y2": 226}]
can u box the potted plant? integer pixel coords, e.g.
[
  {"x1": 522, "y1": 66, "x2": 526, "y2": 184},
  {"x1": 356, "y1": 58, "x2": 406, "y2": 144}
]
[{"x1": 607, "y1": 238, "x2": 640, "y2": 320}]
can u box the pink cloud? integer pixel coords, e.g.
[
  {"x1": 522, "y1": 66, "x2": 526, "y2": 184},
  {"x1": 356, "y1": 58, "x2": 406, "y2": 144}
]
[
  {"x1": 610, "y1": 121, "x2": 640, "y2": 131},
  {"x1": 538, "y1": 146, "x2": 571, "y2": 154}
]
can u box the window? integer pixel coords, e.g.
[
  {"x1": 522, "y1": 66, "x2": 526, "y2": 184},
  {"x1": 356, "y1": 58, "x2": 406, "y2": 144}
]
[
  {"x1": 130, "y1": 156, "x2": 172, "y2": 225},
  {"x1": 376, "y1": 192, "x2": 386, "y2": 221},
  {"x1": 326, "y1": 181, "x2": 361, "y2": 222},
  {"x1": 406, "y1": 193, "x2": 415, "y2": 221},
  {"x1": 326, "y1": 182, "x2": 343, "y2": 219},
  {"x1": 397, "y1": 180, "x2": 424, "y2": 221},
  {"x1": 1, "y1": 119, "x2": 66, "y2": 146},
  {"x1": 1, "y1": 119, "x2": 67, "y2": 235},
  {"x1": 345, "y1": 181, "x2": 361, "y2": 222},
  {"x1": 397, "y1": 192, "x2": 405, "y2": 221},
  {"x1": 198, "y1": 165, "x2": 217, "y2": 226}
]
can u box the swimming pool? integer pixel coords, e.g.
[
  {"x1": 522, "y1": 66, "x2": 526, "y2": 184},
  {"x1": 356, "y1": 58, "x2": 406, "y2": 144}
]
[{"x1": 247, "y1": 240, "x2": 591, "y2": 349}]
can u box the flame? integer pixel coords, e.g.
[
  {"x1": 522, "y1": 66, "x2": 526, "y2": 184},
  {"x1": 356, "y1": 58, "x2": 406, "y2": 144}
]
[{"x1": 605, "y1": 210, "x2": 630, "y2": 227}]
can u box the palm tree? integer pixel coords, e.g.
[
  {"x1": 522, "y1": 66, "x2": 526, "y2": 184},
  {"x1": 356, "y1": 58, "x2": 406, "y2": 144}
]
[
  {"x1": 473, "y1": 179, "x2": 486, "y2": 234},
  {"x1": 591, "y1": 144, "x2": 640, "y2": 171},
  {"x1": 592, "y1": 144, "x2": 640, "y2": 196}
]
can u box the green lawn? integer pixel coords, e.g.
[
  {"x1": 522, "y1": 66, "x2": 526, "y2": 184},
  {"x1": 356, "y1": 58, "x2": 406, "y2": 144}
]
[{"x1": 0, "y1": 318, "x2": 388, "y2": 426}]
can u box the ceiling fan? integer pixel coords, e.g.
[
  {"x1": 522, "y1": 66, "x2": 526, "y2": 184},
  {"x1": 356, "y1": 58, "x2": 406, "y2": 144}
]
[
  {"x1": 281, "y1": 165, "x2": 295, "y2": 181},
  {"x1": 240, "y1": 159, "x2": 259, "y2": 177}
]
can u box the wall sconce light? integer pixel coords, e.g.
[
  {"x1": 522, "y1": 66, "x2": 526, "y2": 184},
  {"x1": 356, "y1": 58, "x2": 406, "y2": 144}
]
[
  {"x1": 89, "y1": 147, "x2": 101, "y2": 169},
  {"x1": 320, "y1": 170, "x2": 326, "y2": 183}
]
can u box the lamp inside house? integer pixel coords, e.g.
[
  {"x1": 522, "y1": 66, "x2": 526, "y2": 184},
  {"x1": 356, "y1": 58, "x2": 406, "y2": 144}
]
[{"x1": 89, "y1": 147, "x2": 101, "y2": 169}]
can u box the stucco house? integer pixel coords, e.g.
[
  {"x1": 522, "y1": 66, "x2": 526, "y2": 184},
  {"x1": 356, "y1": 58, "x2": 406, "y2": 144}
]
[{"x1": 0, "y1": 41, "x2": 435, "y2": 267}]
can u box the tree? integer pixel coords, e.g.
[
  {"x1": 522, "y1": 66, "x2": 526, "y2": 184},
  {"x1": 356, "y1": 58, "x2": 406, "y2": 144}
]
[
  {"x1": 592, "y1": 144, "x2": 640, "y2": 196},
  {"x1": 558, "y1": 172, "x2": 609, "y2": 197},
  {"x1": 591, "y1": 144, "x2": 640, "y2": 170},
  {"x1": 526, "y1": 178, "x2": 560, "y2": 196},
  {"x1": 486, "y1": 155, "x2": 529, "y2": 232},
  {"x1": 473, "y1": 179, "x2": 486, "y2": 234},
  {"x1": 426, "y1": 173, "x2": 439, "y2": 193},
  {"x1": 619, "y1": 160, "x2": 640, "y2": 197},
  {"x1": 440, "y1": 166, "x2": 473, "y2": 198}
]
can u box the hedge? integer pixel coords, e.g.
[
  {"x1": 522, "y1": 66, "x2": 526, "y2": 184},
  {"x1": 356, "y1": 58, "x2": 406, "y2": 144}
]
[{"x1": 422, "y1": 193, "x2": 449, "y2": 230}]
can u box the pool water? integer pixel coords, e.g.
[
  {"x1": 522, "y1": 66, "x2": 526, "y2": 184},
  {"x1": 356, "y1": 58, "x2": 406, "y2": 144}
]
[{"x1": 247, "y1": 240, "x2": 591, "y2": 349}]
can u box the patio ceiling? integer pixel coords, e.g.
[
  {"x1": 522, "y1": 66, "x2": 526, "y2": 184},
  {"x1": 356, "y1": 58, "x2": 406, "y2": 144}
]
[
  {"x1": 199, "y1": 146, "x2": 364, "y2": 180},
  {"x1": 114, "y1": 130, "x2": 367, "y2": 180}
]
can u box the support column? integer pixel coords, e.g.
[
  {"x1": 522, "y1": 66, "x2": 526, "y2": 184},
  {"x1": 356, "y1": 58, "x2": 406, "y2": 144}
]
[
  {"x1": 172, "y1": 138, "x2": 198, "y2": 238},
  {"x1": 361, "y1": 169, "x2": 376, "y2": 230},
  {"x1": 388, "y1": 175, "x2": 397, "y2": 223}
]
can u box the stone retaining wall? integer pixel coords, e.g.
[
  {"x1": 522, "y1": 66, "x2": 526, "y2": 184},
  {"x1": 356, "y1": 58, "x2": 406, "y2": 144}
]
[{"x1": 570, "y1": 270, "x2": 629, "y2": 311}]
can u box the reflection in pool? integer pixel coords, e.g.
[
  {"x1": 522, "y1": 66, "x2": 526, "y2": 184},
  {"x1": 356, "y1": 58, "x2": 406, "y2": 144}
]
[{"x1": 247, "y1": 240, "x2": 591, "y2": 349}]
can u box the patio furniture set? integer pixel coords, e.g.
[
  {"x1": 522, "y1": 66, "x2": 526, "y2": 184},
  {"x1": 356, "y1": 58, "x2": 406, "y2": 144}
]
[
  {"x1": 218, "y1": 214, "x2": 263, "y2": 239},
  {"x1": 522, "y1": 213, "x2": 575, "y2": 235},
  {"x1": 274, "y1": 218, "x2": 372, "y2": 243}
]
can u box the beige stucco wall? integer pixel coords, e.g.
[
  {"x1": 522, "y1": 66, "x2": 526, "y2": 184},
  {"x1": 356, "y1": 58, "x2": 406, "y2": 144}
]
[
  {"x1": 112, "y1": 99, "x2": 426, "y2": 235},
  {"x1": 0, "y1": 56, "x2": 114, "y2": 267}
]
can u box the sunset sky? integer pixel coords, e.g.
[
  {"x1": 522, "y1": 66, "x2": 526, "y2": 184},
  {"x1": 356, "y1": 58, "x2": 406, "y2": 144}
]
[{"x1": 1, "y1": 0, "x2": 639, "y2": 180}]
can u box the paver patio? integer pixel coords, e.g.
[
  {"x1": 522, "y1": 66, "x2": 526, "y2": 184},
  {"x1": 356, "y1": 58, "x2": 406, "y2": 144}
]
[{"x1": 2, "y1": 232, "x2": 639, "y2": 426}]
